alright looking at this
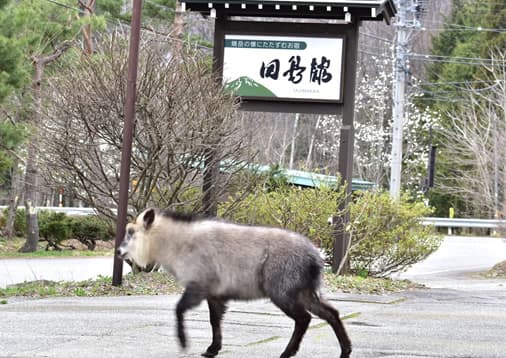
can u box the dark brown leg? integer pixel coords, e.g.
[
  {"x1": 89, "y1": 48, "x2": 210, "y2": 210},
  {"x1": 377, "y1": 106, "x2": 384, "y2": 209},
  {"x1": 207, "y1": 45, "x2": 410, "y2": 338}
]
[
  {"x1": 202, "y1": 297, "x2": 227, "y2": 357},
  {"x1": 176, "y1": 282, "x2": 207, "y2": 349},
  {"x1": 271, "y1": 295, "x2": 312, "y2": 358},
  {"x1": 303, "y1": 291, "x2": 352, "y2": 358}
]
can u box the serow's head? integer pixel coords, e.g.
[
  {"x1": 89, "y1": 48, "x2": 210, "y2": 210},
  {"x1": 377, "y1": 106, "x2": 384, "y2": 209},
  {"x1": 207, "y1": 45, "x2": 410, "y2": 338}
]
[{"x1": 117, "y1": 208, "x2": 156, "y2": 269}]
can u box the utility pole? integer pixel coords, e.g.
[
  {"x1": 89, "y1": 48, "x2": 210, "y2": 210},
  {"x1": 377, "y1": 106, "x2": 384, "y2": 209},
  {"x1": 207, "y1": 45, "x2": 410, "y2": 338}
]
[
  {"x1": 389, "y1": 0, "x2": 408, "y2": 200},
  {"x1": 390, "y1": 0, "x2": 425, "y2": 199}
]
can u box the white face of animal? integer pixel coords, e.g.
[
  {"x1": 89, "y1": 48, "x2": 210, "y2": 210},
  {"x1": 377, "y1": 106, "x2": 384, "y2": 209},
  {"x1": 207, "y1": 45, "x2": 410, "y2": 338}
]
[{"x1": 117, "y1": 208, "x2": 156, "y2": 268}]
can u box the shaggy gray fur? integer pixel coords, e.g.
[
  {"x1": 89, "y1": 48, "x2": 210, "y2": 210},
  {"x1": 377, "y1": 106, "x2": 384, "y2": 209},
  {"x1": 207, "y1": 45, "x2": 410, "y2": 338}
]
[{"x1": 118, "y1": 208, "x2": 351, "y2": 358}]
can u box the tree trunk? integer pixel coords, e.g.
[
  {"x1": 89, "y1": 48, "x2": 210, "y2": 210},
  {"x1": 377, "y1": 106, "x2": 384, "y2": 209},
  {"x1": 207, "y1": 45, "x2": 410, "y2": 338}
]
[
  {"x1": 279, "y1": 117, "x2": 288, "y2": 166},
  {"x1": 305, "y1": 115, "x2": 321, "y2": 169},
  {"x1": 289, "y1": 113, "x2": 299, "y2": 170},
  {"x1": 19, "y1": 44, "x2": 71, "y2": 252},
  {"x1": 172, "y1": 1, "x2": 185, "y2": 59},
  {"x1": 19, "y1": 60, "x2": 44, "y2": 252},
  {"x1": 80, "y1": 0, "x2": 96, "y2": 55},
  {"x1": 202, "y1": 147, "x2": 219, "y2": 216},
  {"x1": 4, "y1": 158, "x2": 22, "y2": 239}
]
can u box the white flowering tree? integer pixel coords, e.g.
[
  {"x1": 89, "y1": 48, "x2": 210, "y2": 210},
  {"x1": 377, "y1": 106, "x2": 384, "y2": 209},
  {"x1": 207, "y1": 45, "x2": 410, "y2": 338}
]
[
  {"x1": 314, "y1": 52, "x2": 440, "y2": 192},
  {"x1": 354, "y1": 54, "x2": 393, "y2": 186}
]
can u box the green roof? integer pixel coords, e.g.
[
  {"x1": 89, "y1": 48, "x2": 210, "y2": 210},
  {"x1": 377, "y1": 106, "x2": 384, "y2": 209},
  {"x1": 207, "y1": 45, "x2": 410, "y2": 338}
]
[{"x1": 255, "y1": 165, "x2": 376, "y2": 191}]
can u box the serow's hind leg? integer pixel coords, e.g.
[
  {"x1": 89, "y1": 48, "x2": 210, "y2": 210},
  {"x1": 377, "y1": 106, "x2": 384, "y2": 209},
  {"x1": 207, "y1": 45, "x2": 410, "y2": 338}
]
[
  {"x1": 202, "y1": 297, "x2": 227, "y2": 357},
  {"x1": 176, "y1": 282, "x2": 207, "y2": 349},
  {"x1": 271, "y1": 294, "x2": 312, "y2": 358},
  {"x1": 302, "y1": 291, "x2": 352, "y2": 358}
]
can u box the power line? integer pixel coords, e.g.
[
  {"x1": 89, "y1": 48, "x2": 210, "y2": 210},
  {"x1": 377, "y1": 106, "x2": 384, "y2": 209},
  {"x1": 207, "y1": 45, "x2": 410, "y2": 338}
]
[
  {"x1": 43, "y1": 0, "x2": 84, "y2": 14},
  {"x1": 41, "y1": 0, "x2": 212, "y2": 51},
  {"x1": 360, "y1": 32, "x2": 394, "y2": 43},
  {"x1": 358, "y1": 45, "x2": 394, "y2": 54},
  {"x1": 412, "y1": 84, "x2": 500, "y2": 94},
  {"x1": 409, "y1": 53, "x2": 506, "y2": 66},
  {"x1": 420, "y1": 18, "x2": 506, "y2": 33},
  {"x1": 417, "y1": 26, "x2": 506, "y2": 34},
  {"x1": 414, "y1": 96, "x2": 466, "y2": 103},
  {"x1": 144, "y1": 0, "x2": 176, "y2": 13},
  {"x1": 417, "y1": 80, "x2": 504, "y2": 86},
  {"x1": 358, "y1": 49, "x2": 393, "y2": 59}
]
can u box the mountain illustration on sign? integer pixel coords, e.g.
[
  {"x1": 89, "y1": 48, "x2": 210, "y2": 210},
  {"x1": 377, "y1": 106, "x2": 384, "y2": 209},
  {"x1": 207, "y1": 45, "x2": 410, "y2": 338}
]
[{"x1": 225, "y1": 76, "x2": 276, "y2": 97}]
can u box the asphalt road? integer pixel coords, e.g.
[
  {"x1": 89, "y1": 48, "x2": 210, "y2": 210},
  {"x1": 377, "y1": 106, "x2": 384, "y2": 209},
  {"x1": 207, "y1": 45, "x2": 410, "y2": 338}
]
[
  {"x1": 0, "y1": 256, "x2": 131, "y2": 288},
  {"x1": 1, "y1": 285, "x2": 505, "y2": 357},
  {"x1": 395, "y1": 236, "x2": 506, "y2": 290}
]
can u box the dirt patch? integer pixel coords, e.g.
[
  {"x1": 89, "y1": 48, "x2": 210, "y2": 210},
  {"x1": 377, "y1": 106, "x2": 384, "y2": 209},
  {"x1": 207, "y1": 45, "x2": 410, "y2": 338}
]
[
  {"x1": 484, "y1": 260, "x2": 506, "y2": 278},
  {"x1": 1, "y1": 272, "x2": 182, "y2": 298},
  {"x1": 62, "y1": 239, "x2": 115, "y2": 252}
]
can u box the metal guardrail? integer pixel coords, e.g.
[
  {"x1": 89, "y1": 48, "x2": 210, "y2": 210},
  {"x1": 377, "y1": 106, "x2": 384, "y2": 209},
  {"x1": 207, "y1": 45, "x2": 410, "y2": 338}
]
[
  {"x1": 421, "y1": 217, "x2": 506, "y2": 229},
  {"x1": 0, "y1": 206, "x2": 98, "y2": 216},
  {"x1": 1, "y1": 206, "x2": 504, "y2": 229}
]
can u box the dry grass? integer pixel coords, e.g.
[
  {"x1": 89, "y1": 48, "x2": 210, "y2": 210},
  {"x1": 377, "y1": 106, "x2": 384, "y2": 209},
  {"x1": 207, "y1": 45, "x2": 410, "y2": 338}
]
[
  {"x1": 324, "y1": 273, "x2": 425, "y2": 295},
  {"x1": 483, "y1": 261, "x2": 506, "y2": 278},
  {"x1": 0, "y1": 270, "x2": 423, "y2": 300},
  {"x1": 0, "y1": 237, "x2": 114, "y2": 258},
  {"x1": 0, "y1": 272, "x2": 182, "y2": 299}
]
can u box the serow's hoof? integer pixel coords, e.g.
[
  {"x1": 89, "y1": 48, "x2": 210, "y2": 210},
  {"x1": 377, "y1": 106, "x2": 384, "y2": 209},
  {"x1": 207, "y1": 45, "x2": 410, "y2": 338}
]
[
  {"x1": 202, "y1": 342, "x2": 221, "y2": 357},
  {"x1": 177, "y1": 331, "x2": 187, "y2": 349},
  {"x1": 340, "y1": 348, "x2": 352, "y2": 358}
]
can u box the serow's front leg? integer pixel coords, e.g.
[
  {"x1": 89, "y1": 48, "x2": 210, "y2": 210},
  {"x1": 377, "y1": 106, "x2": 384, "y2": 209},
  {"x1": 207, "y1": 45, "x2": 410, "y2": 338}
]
[{"x1": 175, "y1": 282, "x2": 207, "y2": 349}]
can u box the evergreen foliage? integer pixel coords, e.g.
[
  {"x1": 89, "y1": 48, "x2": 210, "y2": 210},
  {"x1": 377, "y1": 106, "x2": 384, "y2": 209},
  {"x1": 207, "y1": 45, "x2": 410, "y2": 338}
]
[
  {"x1": 0, "y1": 121, "x2": 26, "y2": 179},
  {"x1": 0, "y1": 209, "x2": 114, "y2": 250}
]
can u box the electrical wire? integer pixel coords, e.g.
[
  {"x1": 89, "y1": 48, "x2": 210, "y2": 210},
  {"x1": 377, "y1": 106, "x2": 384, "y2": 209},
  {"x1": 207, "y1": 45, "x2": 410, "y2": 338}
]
[
  {"x1": 417, "y1": 80, "x2": 504, "y2": 86},
  {"x1": 44, "y1": 0, "x2": 84, "y2": 14},
  {"x1": 360, "y1": 32, "x2": 394, "y2": 43},
  {"x1": 358, "y1": 50, "x2": 394, "y2": 59},
  {"x1": 409, "y1": 53, "x2": 506, "y2": 67}
]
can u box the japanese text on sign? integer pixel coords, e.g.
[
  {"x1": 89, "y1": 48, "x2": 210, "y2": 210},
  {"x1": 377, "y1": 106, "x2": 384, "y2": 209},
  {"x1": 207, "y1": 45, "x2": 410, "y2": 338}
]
[
  {"x1": 260, "y1": 56, "x2": 333, "y2": 85},
  {"x1": 223, "y1": 35, "x2": 344, "y2": 101}
]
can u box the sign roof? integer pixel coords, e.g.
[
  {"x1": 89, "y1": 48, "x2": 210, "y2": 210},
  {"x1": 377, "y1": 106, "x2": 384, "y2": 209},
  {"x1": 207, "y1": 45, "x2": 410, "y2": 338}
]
[{"x1": 182, "y1": 0, "x2": 396, "y2": 23}]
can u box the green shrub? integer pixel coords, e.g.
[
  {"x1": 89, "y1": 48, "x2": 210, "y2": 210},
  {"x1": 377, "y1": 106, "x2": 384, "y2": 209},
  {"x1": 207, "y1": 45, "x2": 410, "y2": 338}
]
[
  {"x1": 220, "y1": 185, "x2": 440, "y2": 278},
  {"x1": 348, "y1": 191, "x2": 441, "y2": 277},
  {"x1": 0, "y1": 208, "x2": 26, "y2": 237},
  {"x1": 69, "y1": 215, "x2": 114, "y2": 250},
  {"x1": 220, "y1": 183, "x2": 346, "y2": 250},
  {"x1": 2, "y1": 208, "x2": 114, "y2": 251},
  {"x1": 38, "y1": 211, "x2": 72, "y2": 250}
]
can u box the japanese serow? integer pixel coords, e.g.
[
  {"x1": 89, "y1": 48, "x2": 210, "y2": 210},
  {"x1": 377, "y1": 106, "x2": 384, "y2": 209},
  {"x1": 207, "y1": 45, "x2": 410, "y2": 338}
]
[{"x1": 117, "y1": 208, "x2": 352, "y2": 358}]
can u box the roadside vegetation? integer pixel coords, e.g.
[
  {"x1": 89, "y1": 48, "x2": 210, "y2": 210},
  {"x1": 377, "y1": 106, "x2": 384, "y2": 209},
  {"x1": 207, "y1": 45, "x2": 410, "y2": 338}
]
[
  {"x1": 0, "y1": 271, "x2": 423, "y2": 301},
  {"x1": 0, "y1": 237, "x2": 114, "y2": 258},
  {"x1": 0, "y1": 208, "x2": 114, "y2": 255},
  {"x1": 0, "y1": 272, "x2": 181, "y2": 300},
  {"x1": 0, "y1": 183, "x2": 436, "y2": 300},
  {"x1": 483, "y1": 261, "x2": 506, "y2": 279},
  {"x1": 222, "y1": 180, "x2": 442, "y2": 277}
]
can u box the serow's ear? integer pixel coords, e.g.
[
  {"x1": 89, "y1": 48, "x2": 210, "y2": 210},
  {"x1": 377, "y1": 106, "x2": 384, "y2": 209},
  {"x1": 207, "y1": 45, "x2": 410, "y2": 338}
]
[{"x1": 143, "y1": 208, "x2": 155, "y2": 230}]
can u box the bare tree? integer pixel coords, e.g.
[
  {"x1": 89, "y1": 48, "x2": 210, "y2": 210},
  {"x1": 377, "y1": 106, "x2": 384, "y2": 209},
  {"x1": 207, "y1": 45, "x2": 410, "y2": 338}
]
[
  {"x1": 288, "y1": 113, "x2": 299, "y2": 169},
  {"x1": 39, "y1": 35, "x2": 255, "y2": 219},
  {"x1": 436, "y1": 49, "x2": 506, "y2": 217},
  {"x1": 3, "y1": 158, "x2": 22, "y2": 239},
  {"x1": 19, "y1": 42, "x2": 72, "y2": 253},
  {"x1": 305, "y1": 115, "x2": 321, "y2": 169},
  {"x1": 79, "y1": 0, "x2": 96, "y2": 55}
]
